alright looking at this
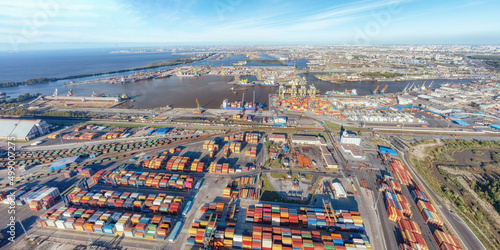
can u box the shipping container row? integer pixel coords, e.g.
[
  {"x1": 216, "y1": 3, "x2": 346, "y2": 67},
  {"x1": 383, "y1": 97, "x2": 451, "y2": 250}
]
[
  {"x1": 208, "y1": 162, "x2": 257, "y2": 174},
  {"x1": 38, "y1": 206, "x2": 173, "y2": 240},
  {"x1": 187, "y1": 223, "x2": 371, "y2": 250},
  {"x1": 93, "y1": 170, "x2": 196, "y2": 190},
  {"x1": 244, "y1": 204, "x2": 365, "y2": 232},
  {"x1": 66, "y1": 189, "x2": 185, "y2": 215}
]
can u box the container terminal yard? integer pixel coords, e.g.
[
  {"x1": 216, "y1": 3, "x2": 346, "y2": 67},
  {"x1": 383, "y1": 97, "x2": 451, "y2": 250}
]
[{"x1": 1, "y1": 46, "x2": 500, "y2": 250}]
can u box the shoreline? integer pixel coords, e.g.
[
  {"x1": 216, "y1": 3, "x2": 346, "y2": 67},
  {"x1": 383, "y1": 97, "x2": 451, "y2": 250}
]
[{"x1": 0, "y1": 54, "x2": 213, "y2": 88}]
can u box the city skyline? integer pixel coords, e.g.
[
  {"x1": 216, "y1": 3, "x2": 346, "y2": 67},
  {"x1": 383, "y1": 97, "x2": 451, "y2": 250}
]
[{"x1": 0, "y1": 0, "x2": 499, "y2": 51}]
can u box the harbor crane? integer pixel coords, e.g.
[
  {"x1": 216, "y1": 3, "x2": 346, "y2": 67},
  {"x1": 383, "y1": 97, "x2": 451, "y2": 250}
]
[
  {"x1": 299, "y1": 85, "x2": 307, "y2": 97},
  {"x1": 380, "y1": 84, "x2": 388, "y2": 95},
  {"x1": 278, "y1": 84, "x2": 286, "y2": 99},
  {"x1": 372, "y1": 85, "x2": 379, "y2": 95},
  {"x1": 309, "y1": 84, "x2": 317, "y2": 97},
  {"x1": 193, "y1": 98, "x2": 205, "y2": 114}
]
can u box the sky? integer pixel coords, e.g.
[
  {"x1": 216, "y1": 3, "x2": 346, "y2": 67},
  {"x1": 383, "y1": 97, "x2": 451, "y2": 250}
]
[{"x1": 0, "y1": 0, "x2": 499, "y2": 50}]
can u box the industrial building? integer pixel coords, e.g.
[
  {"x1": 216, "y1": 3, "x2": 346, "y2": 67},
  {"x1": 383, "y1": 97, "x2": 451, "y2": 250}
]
[
  {"x1": 273, "y1": 116, "x2": 288, "y2": 124},
  {"x1": 340, "y1": 143, "x2": 366, "y2": 159},
  {"x1": 291, "y1": 135, "x2": 321, "y2": 145},
  {"x1": 49, "y1": 156, "x2": 81, "y2": 171},
  {"x1": 0, "y1": 119, "x2": 51, "y2": 141},
  {"x1": 378, "y1": 146, "x2": 397, "y2": 157},
  {"x1": 332, "y1": 181, "x2": 347, "y2": 198},
  {"x1": 340, "y1": 131, "x2": 361, "y2": 146},
  {"x1": 268, "y1": 134, "x2": 287, "y2": 144}
]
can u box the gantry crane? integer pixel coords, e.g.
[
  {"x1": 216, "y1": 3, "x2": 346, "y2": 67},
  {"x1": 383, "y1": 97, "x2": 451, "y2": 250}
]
[
  {"x1": 203, "y1": 213, "x2": 219, "y2": 249},
  {"x1": 380, "y1": 84, "x2": 388, "y2": 95},
  {"x1": 372, "y1": 85, "x2": 379, "y2": 95},
  {"x1": 193, "y1": 98, "x2": 204, "y2": 114}
]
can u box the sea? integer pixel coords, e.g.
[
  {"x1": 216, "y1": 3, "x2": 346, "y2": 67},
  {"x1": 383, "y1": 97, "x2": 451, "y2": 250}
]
[{"x1": 0, "y1": 48, "x2": 471, "y2": 109}]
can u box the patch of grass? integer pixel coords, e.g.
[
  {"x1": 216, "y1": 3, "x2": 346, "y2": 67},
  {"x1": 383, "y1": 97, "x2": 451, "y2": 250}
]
[
  {"x1": 326, "y1": 122, "x2": 341, "y2": 130},
  {"x1": 409, "y1": 139, "x2": 500, "y2": 249},
  {"x1": 303, "y1": 132, "x2": 328, "y2": 141},
  {"x1": 472, "y1": 149, "x2": 484, "y2": 156},
  {"x1": 370, "y1": 138, "x2": 391, "y2": 148},
  {"x1": 401, "y1": 136, "x2": 412, "y2": 140},
  {"x1": 269, "y1": 173, "x2": 313, "y2": 180},
  {"x1": 410, "y1": 138, "x2": 436, "y2": 146}
]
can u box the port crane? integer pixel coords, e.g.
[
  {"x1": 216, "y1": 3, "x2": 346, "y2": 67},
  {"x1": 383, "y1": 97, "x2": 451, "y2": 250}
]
[
  {"x1": 193, "y1": 98, "x2": 205, "y2": 114},
  {"x1": 299, "y1": 85, "x2": 307, "y2": 97},
  {"x1": 67, "y1": 89, "x2": 73, "y2": 96},
  {"x1": 308, "y1": 84, "x2": 317, "y2": 97},
  {"x1": 278, "y1": 84, "x2": 286, "y2": 99},
  {"x1": 203, "y1": 213, "x2": 219, "y2": 249},
  {"x1": 372, "y1": 85, "x2": 379, "y2": 95},
  {"x1": 380, "y1": 84, "x2": 388, "y2": 95}
]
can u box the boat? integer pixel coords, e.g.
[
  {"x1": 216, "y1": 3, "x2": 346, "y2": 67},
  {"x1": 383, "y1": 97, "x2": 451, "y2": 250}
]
[
  {"x1": 230, "y1": 86, "x2": 248, "y2": 91},
  {"x1": 236, "y1": 79, "x2": 254, "y2": 86},
  {"x1": 325, "y1": 89, "x2": 357, "y2": 97},
  {"x1": 221, "y1": 99, "x2": 263, "y2": 110},
  {"x1": 233, "y1": 60, "x2": 247, "y2": 66},
  {"x1": 260, "y1": 78, "x2": 278, "y2": 87}
]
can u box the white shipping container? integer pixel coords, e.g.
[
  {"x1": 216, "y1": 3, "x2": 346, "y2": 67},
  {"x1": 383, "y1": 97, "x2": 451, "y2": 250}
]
[
  {"x1": 55, "y1": 220, "x2": 66, "y2": 229},
  {"x1": 46, "y1": 219, "x2": 56, "y2": 227},
  {"x1": 64, "y1": 221, "x2": 74, "y2": 229},
  {"x1": 115, "y1": 223, "x2": 125, "y2": 232},
  {"x1": 233, "y1": 234, "x2": 243, "y2": 242}
]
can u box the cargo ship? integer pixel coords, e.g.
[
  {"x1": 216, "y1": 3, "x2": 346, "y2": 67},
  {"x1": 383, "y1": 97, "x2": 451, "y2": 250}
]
[
  {"x1": 260, "y1": 78, "x2": 278, "y2": 87},
  {"x1": 236, "y1": 79, "x2": 255, "y2": 86},
  {"x1": 325, "y1": 89, "x2": 357, "y2": 97},
  {"x1": 233, "y1": 60, "x2": 247, "y2": 66},
  {"x1": 221, "y1": 99, "x2": 263, "y2": 110}
]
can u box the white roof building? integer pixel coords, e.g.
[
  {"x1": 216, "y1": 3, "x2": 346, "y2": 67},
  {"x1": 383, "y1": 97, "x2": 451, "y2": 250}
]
[{"x1": 0, "y1": 119, "x2": 50, "y2": 141}]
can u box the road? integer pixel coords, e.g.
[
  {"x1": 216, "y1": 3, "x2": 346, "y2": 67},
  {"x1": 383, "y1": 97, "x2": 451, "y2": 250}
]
[{"x1": 400, "y1": 151, "x2": 486, "y2": 250}]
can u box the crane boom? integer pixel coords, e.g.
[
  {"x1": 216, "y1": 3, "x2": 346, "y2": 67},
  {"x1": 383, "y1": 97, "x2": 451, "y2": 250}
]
[{"x1": 196, "y1": 98, "x2": 201, "y2": 108}]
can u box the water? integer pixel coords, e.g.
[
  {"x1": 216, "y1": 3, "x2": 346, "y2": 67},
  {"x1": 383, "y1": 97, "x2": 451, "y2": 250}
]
[
  {"x1": 0, "y1": 49, "x2": 186, "y2": 83},
  {"x1": 0, "y1": 49, "x2": 473, "y2": 109},
  {"x1": 1, "y1": 73, "x2": 471, "y2": 109}
]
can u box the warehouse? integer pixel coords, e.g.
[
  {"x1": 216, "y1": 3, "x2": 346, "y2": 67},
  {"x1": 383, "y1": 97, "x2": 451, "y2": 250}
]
[
  {"x1": 340, "y1": 130, "x2": 361, "y2": 146},
  {"x1": 155, "y1": 128, "x2": 170, "y2": 135},
  {"x1": 452, "y1": 119, "x2": 470, "y2": 127},
  {"x1": 332, "y1": 181, "x2": 347, "y2": 198},
  {"x1": 291, "y1": 135, "x2": 320, "y2": 145},
  {"x1": 0, "y1": 118, "x2": 51, "y2": 141},
  {"x1": 268, "y1": 134, "x2": 287, "y2": 144},
  {"x1": 49, "y1": 156, "x2": 80, "y2": 171},
  {"x1": 323, "y1": 154, "x2": 338, "y2": 170},
  {"x1": 340, "y1": 144, "x2": 366, "y2": 159},
  {"x1": 378, "y1": 146, "x2": 397, "y2": 157}
]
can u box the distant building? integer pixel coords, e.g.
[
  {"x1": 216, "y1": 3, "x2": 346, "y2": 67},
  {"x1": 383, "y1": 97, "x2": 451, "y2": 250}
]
[
  {"x1": 378, "y1": 146, "x2": 397, "y2": 157},
  {"x1": 291, "y1": 135, "x2": 327, "y2": 146},
  {"x1": 340, "y1": 131, "x2": 361, "y2": 146},
  {"x1": 0, "y1": 119, "x2": 50, "y2": 141},
  {"x1": 274, "y1": 116, "x2": 287, "y2": 124},
  {"x1": 332, "y1": 181, "x2": 347, "y2": 198},
  {"x1": 291, "y1": 135, "x2": 320, "y2": 145},
  {"x1": 268, "y1": 134, "x2": 287, "y2": 144},
  {"x1": 397, "y1": 94, "x2": 417, "y2": 105},
  {"x1": 340, "y1": 143, "x2": 366, "y2": 159},
  {"x1": 49, "y1": 156, "x2": 80, "y2": 171}
]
